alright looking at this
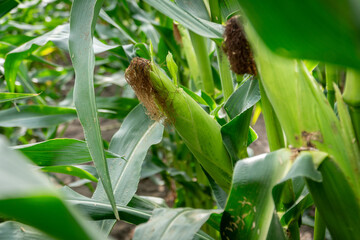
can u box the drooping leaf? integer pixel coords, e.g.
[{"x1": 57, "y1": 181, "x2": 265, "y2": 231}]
[
  {"x1": 0, "y1": 92, "x2": 39, "y2": 103},
  {"x1": 0, "y1": 136, "x2": 105, "y2": 240},
  {"x1": 0, "y1": 105, "x2": 77, "y2": 128},
  {"x1": 133, "y1": 208, "x2": 221, "y2": 240},
  {"x1": 69, "y1": 0, "x2": 118, "y2": 220},
  {"x1": 13, "y1": 138, "x2": 118, "y2": 166}
]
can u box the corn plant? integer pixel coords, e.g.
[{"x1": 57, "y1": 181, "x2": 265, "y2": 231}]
[{"x1": 0, "y1": 0, "x2": 359, "y2": 240}]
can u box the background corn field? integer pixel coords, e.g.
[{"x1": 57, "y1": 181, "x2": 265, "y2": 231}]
[{"x1": 0, "y1": 0, "x2": 360, "y2": 240}]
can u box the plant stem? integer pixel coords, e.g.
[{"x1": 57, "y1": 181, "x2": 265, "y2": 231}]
[
  {"x1": 176, "y1": 25, "x2": 202, "y2": 90},
  {"x1": 216, "y1": 45, "x2": 234, "y2": 101},
  {"x1": 209, "y1": 0, "x2": 221, "y2": 24},
  {"x1": 314, "y1": 208, "x2": 326, "y2": 240},
  {"x1": 258, "y1": 81, "x2": 285, "y2": 151},
  {"x1": 325, "y1": 65, "x2": 338, "y2": 109},
  {"x1": 287, "y1": 220, "x2": 300, "y2": 240},
  {"x1": 189, "y1": 32, "x2": 215, "y2": 96},
  {"x1": 209, "y1": 0, "x2": 234, "y2": 100},
  {"x1": 343, "y1": 69, "x2": 360, "y2": 147}
]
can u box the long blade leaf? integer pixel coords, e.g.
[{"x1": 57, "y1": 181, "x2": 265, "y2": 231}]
[{"x1": 68, "y1": 0, "x2": 119, "y2": 219}]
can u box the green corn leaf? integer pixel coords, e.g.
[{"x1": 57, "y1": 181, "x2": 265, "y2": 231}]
[
  {"x1": 222, "y1": 78, "x2": 260, "y2": 160},
  {"x1": 92, "y1": 105, "x2": 164, "y2": 233},
  {"x1": 220, "y1": 149, "x2": 293, "y2": 240},
  {"x1": 272, "y1": 153, "x2": 323, "y2": 232},
  {"x1": 0, "y1": 92, "x2": 39, "y2": 103},
  {"x1": 306, "y1": 156, "x2": 360, "y2": 239},
  {"x1": 133, "y1": 208, "x2": 222, "y2": 240},
  {"x1": 95, "y1": 96, "x2": 138, "y2": 119},
  {"x1": 127, "y1": 195, "x2": 168, "y2": 211},
  {"x1": 143, "y1": 0, "x2": 223, "y2": 39},
  {"x1": 69, "y1": 0, "x2": 119, "y2": 220},
  {"x1": 0, "y1": 221, "x2": 53, "y2": 240},
  {"x1": 99, "y1": 9, "x2": 137, "y2": 44},
  {"x1": 181, "y1": 86, "x2": 209, "y2": 106},
  {"x1": 93, "y1": 105, "x2": 163, "y2": 204},
  {"x1": 13, "y1": 138, "x2": 119, "y2": 166},
  {"x1": 272, "y1": 151, "x2": 360, "y2": 239},
  {"x1": 224, "y1": 77, "x2": 261, "y2": 119},
  {"x1": 235, "y1": 0, "x2": 360, "y2": 70},
  {"x1": 0, "y1": 0, "x2": 17, "y2": 18},
  {"x1": 41, "y1": 165, "x2": 98, "y2": 182},
  {"x1": 0, "y1": 136, "x2": 105, "y2": 240},
  {"x1": 4, "y1": 24, "x2": 118, "y2": 92},
  {"x1": 176, "y1": 0, "x2": 210, "y2": 21},
  {"x1": 221, "y1": 108, "x2": 254, "y2": 160},
  {"x1": 245, "y1": 23, "x2": 360, "y2": 196},
  {"x1": 280, "y1": 189, "x2": 313, "y2": 227},
  {"x1": 266, "y1": 213, "x2": 286, "y2": 240},
  {"x1": 0, "y1": 105, "x2": 77, "y2": 128},
  {"x1": 61, "y1": 187, "x2": 152, "y2": 224}
]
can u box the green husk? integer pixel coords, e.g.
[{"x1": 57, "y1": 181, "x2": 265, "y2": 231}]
[
  {"x1": 125, "y1": 57, "x2": 232, "y2": 191},
  {"x1": 343, "y1": 69, "x2": 360, "y2": 147}
]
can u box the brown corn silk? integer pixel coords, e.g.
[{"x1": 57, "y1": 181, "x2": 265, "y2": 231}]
[{"x1": 223, "y1": 16, "x2": 257, "y2": 76}]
